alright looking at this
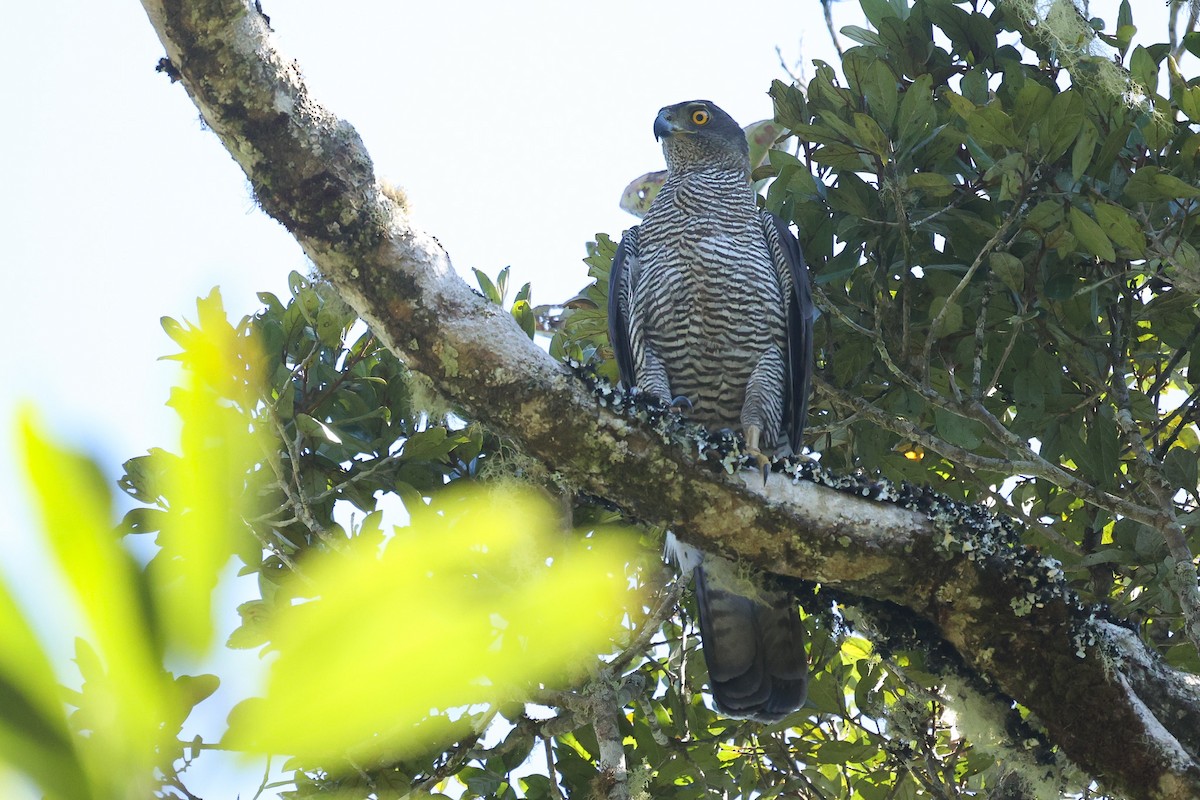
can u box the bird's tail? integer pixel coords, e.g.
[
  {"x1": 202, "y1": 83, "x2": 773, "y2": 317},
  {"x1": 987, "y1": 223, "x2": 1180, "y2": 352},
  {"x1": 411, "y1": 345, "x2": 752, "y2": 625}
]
[{"x1": 693, "y1": 565, "x2": 808, "y2": 722}]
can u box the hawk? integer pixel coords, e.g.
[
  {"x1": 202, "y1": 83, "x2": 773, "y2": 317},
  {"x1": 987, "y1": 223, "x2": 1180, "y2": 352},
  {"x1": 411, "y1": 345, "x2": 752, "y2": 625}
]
[{"x1": 608, "y1": 100, "x2": 814, "y2": 721}]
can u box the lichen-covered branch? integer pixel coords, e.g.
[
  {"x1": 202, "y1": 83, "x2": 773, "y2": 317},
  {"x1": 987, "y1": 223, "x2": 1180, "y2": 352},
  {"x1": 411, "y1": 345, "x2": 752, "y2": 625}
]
[{"x1": 137, "y1": 2, "x2": 1200, "y2": 798}]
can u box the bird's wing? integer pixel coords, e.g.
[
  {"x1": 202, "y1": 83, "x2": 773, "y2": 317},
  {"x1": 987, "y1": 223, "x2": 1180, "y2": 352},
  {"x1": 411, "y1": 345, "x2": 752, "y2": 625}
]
[
  {"x1": 762, "y1": 211, "x2": 814, "y2": 453},
  {"x1": 608, "y1": 226, "x2": 640, "y2": 389}
]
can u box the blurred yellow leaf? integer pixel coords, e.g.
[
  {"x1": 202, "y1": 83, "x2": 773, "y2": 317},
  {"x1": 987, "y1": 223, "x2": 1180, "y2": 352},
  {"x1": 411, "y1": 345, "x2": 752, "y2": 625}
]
[
  {"x1": 225, "y1": 488, "x2": 639, "y2": 763},
  {"x1": 157, "y1": 291, "x2": 267, "y2": 654},
  {"x1": 18, "y1": 408, "x2": 168, "y2": 797},
  {"x1": 0, "y1": 579, "x2": 89, "y2": 800}
]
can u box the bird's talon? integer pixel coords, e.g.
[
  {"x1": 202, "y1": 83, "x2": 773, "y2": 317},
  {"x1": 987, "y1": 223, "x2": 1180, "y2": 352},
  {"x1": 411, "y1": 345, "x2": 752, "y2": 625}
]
[
  {"x1": 746, "y1": 448, "x2": 771, "y2": 485},
  {"x1": 669, "y1": 395, "x2": 693, "y2": 412}
]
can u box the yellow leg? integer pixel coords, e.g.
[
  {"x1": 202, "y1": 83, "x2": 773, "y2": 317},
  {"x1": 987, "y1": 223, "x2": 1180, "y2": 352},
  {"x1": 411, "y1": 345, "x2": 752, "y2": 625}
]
[{"x1": 744, "y1": 425, "x2": 770, "y2": 484}]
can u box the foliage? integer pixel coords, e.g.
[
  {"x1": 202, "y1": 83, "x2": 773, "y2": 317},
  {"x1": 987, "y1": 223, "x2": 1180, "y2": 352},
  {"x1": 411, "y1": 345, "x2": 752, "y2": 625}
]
[
  {"x1": 7, "y1": 0, "x2": 1200, "y2": 797},
  {"x1": 763, "y1": 0, "x2": 1200, "y2": 673},
  {"x1": 2, "y1": 286, "x2": 636, "y2": 799},
  {"x1": 547, "y1": 0, "x2": 1200, "y2": 796}
]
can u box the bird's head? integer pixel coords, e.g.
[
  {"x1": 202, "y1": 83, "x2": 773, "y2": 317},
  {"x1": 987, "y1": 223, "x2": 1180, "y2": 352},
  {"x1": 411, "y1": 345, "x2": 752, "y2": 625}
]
[{"x1": 653, "y1": 100, "x2": 749, "y2": 175}]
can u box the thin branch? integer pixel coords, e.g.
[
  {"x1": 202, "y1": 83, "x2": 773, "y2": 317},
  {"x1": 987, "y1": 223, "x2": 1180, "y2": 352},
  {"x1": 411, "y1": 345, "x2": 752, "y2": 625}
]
[
  {"x1": 544, "y1": 737, "x2": 565, "y2": 800},
  {"x1": 971, "y1": 275, "x2": 993, "y2": 399},
  {"x1": 250, "y1": 755, "x2": 273, "y2": 800},
  {"x1": 609, "y1": 570, "x2": 687, "y2": 673},
  {"x1": 1110, "y1": 297, "x2": 1200, "y2": 655},
  {"x1": 921, "y1": 209, "x2": 1022, "y2": 380},
  {"x1": 821, "y1": 0, "x2": 845, "y2": 59}
]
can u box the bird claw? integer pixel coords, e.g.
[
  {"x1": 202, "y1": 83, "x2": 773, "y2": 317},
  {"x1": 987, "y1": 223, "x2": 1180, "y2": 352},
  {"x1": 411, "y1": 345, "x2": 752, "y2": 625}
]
[
  {"x1": 669, "y1": 395, "x2": 693, "y2": 413},
  {"x1": 747, "y1": 448, "x2": 771, "y2": 486}
]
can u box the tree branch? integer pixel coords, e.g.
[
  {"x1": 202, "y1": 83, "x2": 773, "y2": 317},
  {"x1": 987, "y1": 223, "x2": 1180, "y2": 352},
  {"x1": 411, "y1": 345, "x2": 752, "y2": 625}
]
[{"x1": 137, "y1": 3, "x2": 1200, "y2": 798}]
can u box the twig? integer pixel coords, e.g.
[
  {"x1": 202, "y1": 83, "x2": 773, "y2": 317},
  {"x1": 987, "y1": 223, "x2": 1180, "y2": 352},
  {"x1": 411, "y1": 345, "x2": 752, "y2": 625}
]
[
  {"x1": 609, "y1": 569, "x2": 687, "y2": 673},
  {"x1": 268, "y1": 409, "x2": 332, "y2": 544},
  {"x1": 921, "y1": 212, "x2": 1021, "y2": 381},
  {"x1": 1110, "y1": 297, "x2": 1200, "y2": 656},
  {"x1": 814, "y1": 376, "x2": 1163, "y2": 525},
  {"x1": 971, "y1": 276, "x2": 993, "y2": 399},
  {"x1": 983, "y1": 314, "x2": 1024, "y2": 398},
  {"x1": 821, "y1": 0, "x2": 844, "y2": 59},
  {"x1": 250, "y1": 755, "x2": 272, "y2": 800},
  {"x1": 544, "y1": 737, "x2": 565, "y2": 800}
]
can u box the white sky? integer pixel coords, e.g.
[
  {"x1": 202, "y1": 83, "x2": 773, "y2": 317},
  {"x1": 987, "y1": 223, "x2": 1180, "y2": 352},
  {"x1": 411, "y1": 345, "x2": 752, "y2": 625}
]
[{"x1": 0, "y1": 0, "x2": 1178, "y2": 797}]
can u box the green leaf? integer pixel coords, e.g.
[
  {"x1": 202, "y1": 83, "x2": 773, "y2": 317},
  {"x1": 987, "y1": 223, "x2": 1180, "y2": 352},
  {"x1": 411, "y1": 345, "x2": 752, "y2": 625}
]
[
  {"x1": 120, "y1": 506, "x2": 168, "y2": 535},
  {"x1": 1179, "y1": 85, "x2": 1200, "y2": 123},
  {"x1": 744, "y1": 119, "x2": 788, "y2": 168},
  {"x1": 1125, "y1": 167, "x2": 1200, "y2": 201},
  {"x1": 854, "y1": 112, "x2": 891, "y2": 158},
  {"x1": 929, "y1": 296, "x2": 964, "y2": 337},
  {"x1": 315, "y1": 307, "x2": 346, "y2": 348},
  {"x1": 861, "y1": 0, "x2": 903, "y2": 29},
  {"x1": 174, "y1": 673, "x2": 220, "y2": 712},
  {"x1": 495, "y1": 266, "x2": 510, "y2": 304},
  {"x1": 812, "y1": 142, "x2": 872, "y2": 171},
  {"x1": 511, "y1": 299, "x2": 536, "y2": 339},
  {"x1": 287, "y1": 269, "x2": 307, "y2": 296},
  {"x1": 1072, "y1": 119, "x2": 1100, "y2": 181},
  {"x1": 1010, "y1": 79, "x2": 1053, "y2": 137},
  {"x1": 944, "y1": 90, "x2": 1019, "y2": 148},
  {"x1": 896, "y1": 74, "x2": 936, "y2": 149},
  {"x1": 840, "y1": 25, "x2": 884, "y2": 46},
  {"x1": 401, "y1": 426, "x2": 450, "y2": 460},
  {"x1": 618, "y1": 170, "x2": 667, "y2": 218},
  {"x1": 223, "y1": 489, "x2": 638, "y2": 763},
  {"x1": 934, "y1": 408, "x2": 983, "y2": 449},
  {"x1": 989, "y1": 252, "x2": 1024, "y2": 293},
  {"x1": 1069, "y1": 206, "x2": 1116, "y2": 261},
  {"x1": 295, "y1": 412, "x2": 337, "y2": 442},
  {"x1": 0, "y1": 572, "x2": 88, "y2": 799},
  {"x1": 1082, "y1": 412, "x2": 1120, "y2": 488},
  {"x1": 1043, "y1": 268, "x2": 1077, "y2": 301},
  {"x1": 227, "y1": 600, "x2": 271, "y2": 650},
  {"x1": 161, "y1": 315, "x2": 189, "y2": 349},
  {"x1": 1165, "y1": 447, "x2": 1199, "y2": 492},
  {"x1": 473, "y1": 268, "x2": 501, "y2": 305},
  {"x1": 1117, "y1": 0, "x2": 1133, "y2": 34},
  {"x1": 19, "y1": 410, "x2": 174, "y2": 791},
  {"x1": 1092, "y1": 202, "x2": 1146, "y2": 256},
  {"x1": 1185, "y1": 31, "x2": 1200, "y2": 60},
  {"x1": 907, "y1": 172, "x2": 954, "y2": 197},
  {"x1": 1038, "y1": 90, "x2": 1084, "y2": 160},
  {"x1": 769, "y1": 79, "x2": 808, "y2": 129},
  {"x1": 1129, "y1": 45, "x2": 1159, "y2": 94},
  {"x1": 1024, "y1": 200, "x2": 1064, "y2": 234}
]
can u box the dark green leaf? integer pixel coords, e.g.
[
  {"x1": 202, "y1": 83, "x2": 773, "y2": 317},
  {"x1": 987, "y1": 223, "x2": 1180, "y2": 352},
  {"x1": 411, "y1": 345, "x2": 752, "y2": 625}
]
[
  {"x1": 1164, "y1": 447, "x2": 1199, "y2": 493},
  {"x1": 1069, "y1": 206, "x2": 1116, "y2": 261},
  {"x1": 1125, "y1": 167, "x2": 1200, "y2": 201},
  {"x1": 1092, "y1": 202, "x2": 1146, "y2": 256},
  {"x1": 989, "y1": 252, "x2": 1024, "y2": 293},
  {"x1": 770, "y1": 79, "x2": 808, "y2": 130}
]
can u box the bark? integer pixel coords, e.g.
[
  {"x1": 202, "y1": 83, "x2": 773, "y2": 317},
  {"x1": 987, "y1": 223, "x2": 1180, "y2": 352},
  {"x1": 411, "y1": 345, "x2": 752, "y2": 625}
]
[{"x1": 138, "y1": 2, "x2": 1200, "y2": 798}]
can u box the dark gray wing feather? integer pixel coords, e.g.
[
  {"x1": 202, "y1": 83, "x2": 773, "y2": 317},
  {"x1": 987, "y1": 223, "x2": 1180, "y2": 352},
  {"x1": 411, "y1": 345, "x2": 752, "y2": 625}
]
[
  {"x1": 762, "y1": 211, "x2": 814, "y2": 452},
  {"x1": 607, "y1": 227, "x2": 640, "y2": 389}
]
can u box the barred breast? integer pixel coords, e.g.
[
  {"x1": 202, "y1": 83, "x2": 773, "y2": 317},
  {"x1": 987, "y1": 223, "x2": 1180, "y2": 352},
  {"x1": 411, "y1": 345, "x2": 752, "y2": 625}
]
[{"x1": 631, "y1": 166, "x2": 789, "y2": 447}]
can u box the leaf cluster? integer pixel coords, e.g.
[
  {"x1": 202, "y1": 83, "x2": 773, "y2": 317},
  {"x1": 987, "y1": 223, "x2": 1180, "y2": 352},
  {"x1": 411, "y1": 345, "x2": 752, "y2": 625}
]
[{"x1": 763, "y1": 0, "x2": 1200, "y2": 672}]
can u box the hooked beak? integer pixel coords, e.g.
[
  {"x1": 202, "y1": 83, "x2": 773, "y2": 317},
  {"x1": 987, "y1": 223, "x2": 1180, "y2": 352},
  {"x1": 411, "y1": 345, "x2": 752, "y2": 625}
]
[{"x1": 653, "y1": 110, "x2": 680, "y2": 141}]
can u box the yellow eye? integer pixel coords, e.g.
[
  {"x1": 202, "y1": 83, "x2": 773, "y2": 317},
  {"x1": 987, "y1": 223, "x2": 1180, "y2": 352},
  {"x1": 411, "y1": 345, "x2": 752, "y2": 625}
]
[{"x1": 691, "y1": 109, "x2": 710, "y2": 126}]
